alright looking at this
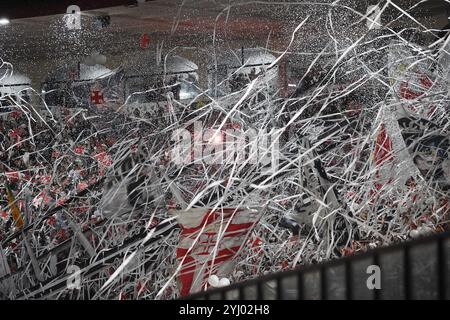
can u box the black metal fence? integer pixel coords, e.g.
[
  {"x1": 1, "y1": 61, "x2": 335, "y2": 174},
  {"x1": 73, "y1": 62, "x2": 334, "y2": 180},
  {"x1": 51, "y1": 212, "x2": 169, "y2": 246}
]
[{"x1": 186, "y1": 231, "x2": 450, "y2": 300}]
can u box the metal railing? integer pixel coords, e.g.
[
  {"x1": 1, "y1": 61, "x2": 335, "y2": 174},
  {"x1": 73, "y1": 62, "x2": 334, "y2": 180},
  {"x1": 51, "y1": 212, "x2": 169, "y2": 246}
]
[{"x1": 186, "y1": 231, "x2": 450, "y2": 300}]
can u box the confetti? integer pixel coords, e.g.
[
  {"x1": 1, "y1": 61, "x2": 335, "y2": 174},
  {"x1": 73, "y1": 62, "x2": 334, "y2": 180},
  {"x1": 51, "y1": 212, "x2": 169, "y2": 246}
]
[{"x1": 0, "y1": 1, "x2": 450, "y2": 300}]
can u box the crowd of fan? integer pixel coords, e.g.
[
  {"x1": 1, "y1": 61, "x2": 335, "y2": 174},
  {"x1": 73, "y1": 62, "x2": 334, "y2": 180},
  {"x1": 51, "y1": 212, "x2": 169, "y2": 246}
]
[{"x1": 0, "y1": 107, "x2": 155, "y2": 245}]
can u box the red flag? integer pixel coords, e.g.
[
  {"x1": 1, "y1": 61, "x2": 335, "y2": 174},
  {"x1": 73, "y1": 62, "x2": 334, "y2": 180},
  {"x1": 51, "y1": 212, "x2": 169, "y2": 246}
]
[
  {"x1": 175, "y1": 207, "x2": 259, "y2": 296},
  {"x1": 372, "y1": 124, "x2": 394, "y2": 195},
  {"x1": 373, "y1": 124, "x2": 393, "y2": 167},
  {"x1": 140, "y1": 33, "x2": 150, "y2": 48}
]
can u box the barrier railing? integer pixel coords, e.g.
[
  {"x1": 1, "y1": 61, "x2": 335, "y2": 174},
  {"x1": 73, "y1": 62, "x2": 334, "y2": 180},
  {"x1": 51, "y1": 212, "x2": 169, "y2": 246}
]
[{"x1": 186, "y1": 231, "x2": 450, "y2": 300}]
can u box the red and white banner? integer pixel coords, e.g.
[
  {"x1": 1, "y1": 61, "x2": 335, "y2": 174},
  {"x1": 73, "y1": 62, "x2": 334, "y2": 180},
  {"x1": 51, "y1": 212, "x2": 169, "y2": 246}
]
[
  {"x1": 173, "y1": 207, "x2": 259, "y2": 297},
  {"x1": 368, "y1": 124, "x2": 396, "y2": 203}
]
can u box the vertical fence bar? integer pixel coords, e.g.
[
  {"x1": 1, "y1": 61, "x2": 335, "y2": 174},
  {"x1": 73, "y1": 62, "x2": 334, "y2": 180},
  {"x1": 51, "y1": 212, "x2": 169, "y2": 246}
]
[
  {"x1": 257, "y1": 281, "x2": 263, "y2": 300},
  {"x1": 345, "y1": 259, "x2": 353, "y2": 300},
  {"x1": 437, "y1": 236, "x2": 446, "y2": 300},
  {"x1": 276, "y1": 276, "x2": 283, "y2": 300},
  {"x1": 404, "y1": 243, "x2": 411, "y2": 300},
  {"x1": 320, "y1": 266, "x2": 327, "y2": 300},
  {"x1": 297, "y1": 272, "x2": 304, "y2": 300},
  {"x1": 373, "y1": 252, "x2": 380, "y2": 300},
  {"x1": 238, "y1": 285, "x2": 245, "y2": 300}
]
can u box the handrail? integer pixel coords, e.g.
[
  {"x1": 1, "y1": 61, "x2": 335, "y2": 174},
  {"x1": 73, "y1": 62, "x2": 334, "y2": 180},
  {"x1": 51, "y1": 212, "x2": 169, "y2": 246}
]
[{"x1": 185, "y1": 231, "x2": 450, "y2": 300}]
